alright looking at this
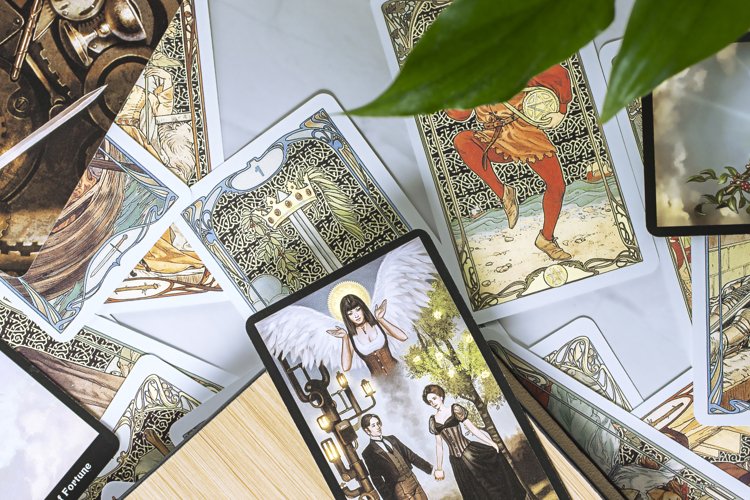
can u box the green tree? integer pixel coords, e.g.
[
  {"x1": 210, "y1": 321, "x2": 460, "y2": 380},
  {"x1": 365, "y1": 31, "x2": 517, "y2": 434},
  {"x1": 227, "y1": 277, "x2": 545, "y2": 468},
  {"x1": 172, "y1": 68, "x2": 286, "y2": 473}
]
[{"x1": 404, "y1": 278, "x2": 503, "y2": 443}]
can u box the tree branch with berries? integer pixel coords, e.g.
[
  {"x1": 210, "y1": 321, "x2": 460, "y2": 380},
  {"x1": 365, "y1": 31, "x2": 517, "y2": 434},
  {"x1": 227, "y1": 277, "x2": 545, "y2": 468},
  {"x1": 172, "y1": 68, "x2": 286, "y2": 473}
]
[{"x1": 687, "y1": 162, "x2": 750, "y2": 216}]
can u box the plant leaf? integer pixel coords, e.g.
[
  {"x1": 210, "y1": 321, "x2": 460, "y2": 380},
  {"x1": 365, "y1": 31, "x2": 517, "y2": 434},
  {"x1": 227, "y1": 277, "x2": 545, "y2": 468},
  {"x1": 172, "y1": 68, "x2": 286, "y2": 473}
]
[
  {"x1": 728, "y1": 196, "x2": 738, "y2": 213},
  {"x1": 602, "y1": 0, "x2": 750, "y2": 121},
  {"x1": 307, "y1": 170, "x2": 365, "y2": 242},
  {"x1": 699, "y1": 169, "x2": 718, "y2": 179},
  {"x1": 352, "y1": 0, "x2": 614, "y2": 116},
  {"x1": 686, "y1": 175, "x2": 707, "y2": 183},
  {"x1": 727, "y1": 166, "x2": 739, "y2": 176}
]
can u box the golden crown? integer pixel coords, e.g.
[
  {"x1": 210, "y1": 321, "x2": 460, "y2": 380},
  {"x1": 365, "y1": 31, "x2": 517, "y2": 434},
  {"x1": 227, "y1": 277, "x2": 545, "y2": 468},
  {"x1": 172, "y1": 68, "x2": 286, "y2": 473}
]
[{"x1": 263, "y1": 182, "x2": 317, "y2": 228}]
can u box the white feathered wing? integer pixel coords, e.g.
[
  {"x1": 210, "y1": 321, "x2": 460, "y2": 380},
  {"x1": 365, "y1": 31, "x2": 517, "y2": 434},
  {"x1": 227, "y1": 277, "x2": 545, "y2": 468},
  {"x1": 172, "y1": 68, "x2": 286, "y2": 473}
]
[
  {"x1": 255, "y1": 305, "x2": 365, "y2": 371},
  {"x1": 370, "y1": 238, "x2": 437, "y2": 356}
]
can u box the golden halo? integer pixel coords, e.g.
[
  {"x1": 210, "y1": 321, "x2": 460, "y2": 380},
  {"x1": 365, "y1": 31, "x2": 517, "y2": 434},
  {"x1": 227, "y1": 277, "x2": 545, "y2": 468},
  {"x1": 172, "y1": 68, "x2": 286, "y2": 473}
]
[{"x1": 327, "y1": 281, "x2": 371, "y2": 321}]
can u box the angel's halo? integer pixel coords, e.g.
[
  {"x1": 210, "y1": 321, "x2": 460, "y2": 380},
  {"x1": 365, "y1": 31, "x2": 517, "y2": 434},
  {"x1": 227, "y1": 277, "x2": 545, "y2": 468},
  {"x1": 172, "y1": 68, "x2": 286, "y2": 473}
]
[{"x1": 327, "y1": 280, "x2": 371, "y2": 321}]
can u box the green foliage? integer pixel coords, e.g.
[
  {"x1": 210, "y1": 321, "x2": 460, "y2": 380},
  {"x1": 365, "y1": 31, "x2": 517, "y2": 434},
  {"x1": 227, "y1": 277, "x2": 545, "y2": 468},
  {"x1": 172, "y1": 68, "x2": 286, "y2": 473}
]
[
  {"x1": 404, "y1": 279, "x2": 503, "y2": 411},
  {"x1": 307, "y1": 170, "x2": 364, "y2": 242},
  {"x1": 687, "y1": 163, "x2": 750, "y2": 216},
  {"x1": 353, "y1": 0, "x2": 612, "y2": 116},
  {"x1": 354, "y1": 0, "x2": 750, "y2": 124},
  {"x1": 240, "y1": 208, "x2": 302, "y2": 289}
]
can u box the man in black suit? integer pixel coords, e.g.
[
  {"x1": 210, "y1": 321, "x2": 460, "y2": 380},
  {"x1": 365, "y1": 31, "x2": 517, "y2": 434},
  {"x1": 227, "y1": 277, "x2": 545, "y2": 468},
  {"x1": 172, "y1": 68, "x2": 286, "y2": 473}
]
[{"x1": 361, "y1": 413, "x2": 432, "y2": 500}]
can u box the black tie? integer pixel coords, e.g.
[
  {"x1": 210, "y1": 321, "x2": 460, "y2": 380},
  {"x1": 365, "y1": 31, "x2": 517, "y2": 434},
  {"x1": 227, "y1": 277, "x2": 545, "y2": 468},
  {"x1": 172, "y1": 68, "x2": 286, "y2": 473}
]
[{"x1": 381, "y1": 439, "x2": 394, "y2": 454}]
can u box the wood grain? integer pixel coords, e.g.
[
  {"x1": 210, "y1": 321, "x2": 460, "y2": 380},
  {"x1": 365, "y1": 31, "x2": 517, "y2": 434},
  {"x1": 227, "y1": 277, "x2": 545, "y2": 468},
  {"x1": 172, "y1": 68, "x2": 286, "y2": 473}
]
[
  {"x1": 130, "y1": 374, "x2": 332, "y2": 499},
  {"x1": 130, "y1": 373, "x2": 600, "y2": 499}
]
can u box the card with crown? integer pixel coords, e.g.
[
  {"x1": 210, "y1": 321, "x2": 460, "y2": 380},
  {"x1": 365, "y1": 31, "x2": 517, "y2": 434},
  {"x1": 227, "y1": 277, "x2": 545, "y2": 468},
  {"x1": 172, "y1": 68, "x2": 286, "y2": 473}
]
[
  {"x1": 247, "y1": 231, "x2": 569, "y2": 500},
  {"x1": 179, "y1": 92, "x2": 433, "y2": 318}
]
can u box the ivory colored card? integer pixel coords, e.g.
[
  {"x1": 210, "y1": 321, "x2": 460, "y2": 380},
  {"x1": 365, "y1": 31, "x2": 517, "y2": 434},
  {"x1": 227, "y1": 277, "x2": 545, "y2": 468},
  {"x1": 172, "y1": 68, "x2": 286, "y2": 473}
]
[
  {"x1": 529, "y1": 317, "x2": 642, "y2": 410},
  {"x1": 633, "y1": 370, "x2": 750, "y2": 489},
  {"x1": 180, "y1": 92, "x2": 434, "y2": 318},
  {"x1": 372, "y1": 0, "x2": 657, "y2": 322},
  {"x1": 0, "y1": 126, "x2": 190, "y2": 341},
  {"x1": 482, "y1": 322, "x2": 750, "y2": 499},
  {"x1": 692, "y1": 235, "x2": 750, "y2": 424}
]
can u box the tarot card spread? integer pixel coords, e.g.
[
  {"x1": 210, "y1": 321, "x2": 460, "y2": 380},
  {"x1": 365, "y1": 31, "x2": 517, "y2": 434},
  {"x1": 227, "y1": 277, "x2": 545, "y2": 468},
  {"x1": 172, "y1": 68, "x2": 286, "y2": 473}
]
[
  {"x1": 529, "y1": 317, "x2": 642, "y2": 411},
  {"x1": 598, "y1": 40, "x2": 693, "y2": 318},
  {"x1": 250, "y1": 235, "x2": 564, "y2": 500},
  {"x1": 692, "y1": 235, "x2": 750, "y2": 424},
  {"x1": 634, "y1": 371, "x2": 750, "y2": 493},
  {"x1": 375, "y1": 1, "x2": 655, "y2": 321},
  {"x1": 181, "y1": 93, "x2": 430, "y2": 317},
  {"x1": 115, "y1": 0, "x2": 224, "y2": 187},
  {"x1": 649, "y1": 40, "x2": 750, "y2": 232},
  {"x1": 484, "y1": 325, "x2": 750, "y2": 500},
  {"x1": 0, "y1": 126, "x2": 190, "y2": 341}
]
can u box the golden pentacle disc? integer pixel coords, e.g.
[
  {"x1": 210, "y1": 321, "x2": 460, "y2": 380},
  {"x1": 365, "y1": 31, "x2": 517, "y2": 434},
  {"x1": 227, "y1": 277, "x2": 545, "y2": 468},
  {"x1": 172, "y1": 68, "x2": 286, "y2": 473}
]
[
  {"x1": 327, "y1": 281, "x2": 371, "y2": 321},
  {"x1": 543, "y1": 264, "x2": 568, "y2": 288},
  {"x1": 522, "y1": 87, "x2": 559, "y2": 124}
]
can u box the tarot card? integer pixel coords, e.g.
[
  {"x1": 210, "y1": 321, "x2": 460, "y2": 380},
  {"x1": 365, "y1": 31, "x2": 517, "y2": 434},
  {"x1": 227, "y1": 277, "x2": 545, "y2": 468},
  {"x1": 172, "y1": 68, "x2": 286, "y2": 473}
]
[
  {"x1": 0, "y1": 300, "x2": 234, "y2": 418},
  {"x1": 373, "y1": 1, "x2": 657, "y2": 322},
  {"x1": 0, "y1": 0, "x2": 180, "y2": 275},
  {"x1": 170, "y1": 373, "x2": 257, "y2": 446},
  {"x1": 181, "y1": 92, "x2": 433, "y2": 318},
  {"x1": 599, "y1": 39, "x2": 693, "y2": 318},
  {"x1": 0, "y1": 126, "x2": 190, "y2": 341},
  {"x1": 100, "y1": 481, "x2": 134, "y2": 500},
  {"x1": 248, "y1": 231, "x2": 569, "y2": 500},
  {"x1": 633, "y1": 370, "x2": 750, "y2": 489},
  {"x1": 529, "y1": 317, "x2": 642, "y2": 410},
  {"x1": 85, "y1": 355, "x2": 217, "y2": 499},
  {"x1": 101, "y1": 218, "x2": 224, "y2": 314},
  {"x1": 483, "y1": 323, "x2": 750, "y2": 499},
  {"x1": 691, "y1": 235, "x2": 750, "y2": 424},
  {"x1": 110, "y1": 299, "x2": 262, "y2": 379},
  {"x1": 115, "y1": 0, "x2": 224, "y2": 187},
  {"x1": 642, "y1": 36, "x2": 750, "y2": 235}
]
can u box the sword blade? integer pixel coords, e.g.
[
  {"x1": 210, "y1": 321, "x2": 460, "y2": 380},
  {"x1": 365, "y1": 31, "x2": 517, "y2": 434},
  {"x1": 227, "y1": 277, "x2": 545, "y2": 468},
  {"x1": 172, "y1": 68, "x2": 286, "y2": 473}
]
[{"x1": 0, "y1": 85, "x2": 107, "y2": 170}]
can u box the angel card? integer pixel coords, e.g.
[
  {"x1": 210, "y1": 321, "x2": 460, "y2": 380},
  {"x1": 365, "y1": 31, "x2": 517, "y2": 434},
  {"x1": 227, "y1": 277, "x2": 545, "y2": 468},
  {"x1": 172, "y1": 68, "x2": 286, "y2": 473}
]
[
  {"x1": 372, "y1": 1, "x2": 656, "y2": 321},
  {"x1": 247, "y1": 231, "x2": 568, "y2": 500},
  {"x1": 181, "y1": 93, "x2": 431, "y2": 318}
]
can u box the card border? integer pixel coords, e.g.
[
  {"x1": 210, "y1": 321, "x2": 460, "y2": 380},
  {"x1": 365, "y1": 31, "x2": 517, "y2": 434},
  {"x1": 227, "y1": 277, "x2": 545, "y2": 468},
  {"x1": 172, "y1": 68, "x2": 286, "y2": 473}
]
[
  {"x1": 643, "y1": 34, "x2": 750, "y2": 236},
  {"x1": 0, "y1": 337, "x2": 119, "y2": 499},
  {"x1": 245, "y1": 229, "x2": 571, "y2": 500}
]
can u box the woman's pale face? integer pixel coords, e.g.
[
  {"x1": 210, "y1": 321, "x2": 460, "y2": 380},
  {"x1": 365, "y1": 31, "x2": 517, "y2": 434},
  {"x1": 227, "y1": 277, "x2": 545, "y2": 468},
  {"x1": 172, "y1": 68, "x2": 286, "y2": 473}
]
[
  {"x1": 346, "y1": 305, "x2": 365, "y2": 326},
  {"x1": 426, "y1": 393, "x2": 443, "y2": 409}
]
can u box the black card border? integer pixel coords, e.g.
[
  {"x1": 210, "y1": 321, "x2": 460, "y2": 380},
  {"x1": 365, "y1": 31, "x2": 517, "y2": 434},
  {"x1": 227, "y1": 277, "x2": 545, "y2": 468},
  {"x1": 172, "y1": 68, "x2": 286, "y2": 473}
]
[
  {"x1": 0, "y1": 338, "x2": 119, "y2": 500},
  {"x1": 643, "y1": 33, "x2": 750, "y2": 236},
  {"x1": 246, "y1": 229, "x2": 571, "y2": 500}
]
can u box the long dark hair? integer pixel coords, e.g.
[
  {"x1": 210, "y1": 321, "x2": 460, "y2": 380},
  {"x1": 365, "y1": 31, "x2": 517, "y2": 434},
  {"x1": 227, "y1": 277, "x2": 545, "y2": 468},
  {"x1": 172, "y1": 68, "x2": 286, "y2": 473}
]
[{"x1": 340, "y1": 294, "x2": 377, "y2": 339}]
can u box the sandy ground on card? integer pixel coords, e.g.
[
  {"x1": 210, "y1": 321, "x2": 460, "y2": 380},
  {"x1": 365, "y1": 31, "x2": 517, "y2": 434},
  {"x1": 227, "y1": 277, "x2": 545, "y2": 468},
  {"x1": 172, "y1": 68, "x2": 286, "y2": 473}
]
[{"x1": 468, "y1": 197, "x2": 629, "y2": 301}]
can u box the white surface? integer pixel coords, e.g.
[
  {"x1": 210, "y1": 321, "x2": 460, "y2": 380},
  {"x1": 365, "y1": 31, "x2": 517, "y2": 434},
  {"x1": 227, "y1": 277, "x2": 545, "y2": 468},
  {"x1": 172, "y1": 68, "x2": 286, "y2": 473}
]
[
  {"x1": 206, "y1": 1, "x2": 689, "y2": 400},
  {"x1": 112, "y1": 299, "x2": 263, "y2": 379}
]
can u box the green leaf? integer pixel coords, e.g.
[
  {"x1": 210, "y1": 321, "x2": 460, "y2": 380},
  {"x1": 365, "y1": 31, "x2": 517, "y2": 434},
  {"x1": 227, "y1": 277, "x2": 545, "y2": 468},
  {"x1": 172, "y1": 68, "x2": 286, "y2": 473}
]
[
  {"x1": 602, "y1": 0, "x2": 750, "y2": 121},
  {"x1": 351, "y1": 0, "x2": 614, "y2": 116},
  {"x1": 727, "y1": 166, "x2": 740, "y2": 176},
  {"x1": 695, "y1": 204, "x2": 706, "y2": 216},
  {"x1": 686, "y1": 175, "x2": 707, "y2": 183},
  {"x1": 703, "y1": 194, "x2": 719, "y2": 204},
  {"x1": 307, "y1": 170, "x2": 365, "y2": 242},
  {"x1": 728, "y1": 196, "x2": 738, "y2": 213},
  {"x1": 740, "y1": 197, "x2": 747, "y2": 209},
  {"x1": 699, "y1": 169, "x2": 718, "y2": 180},
  {"x1": 719, "y1": 173, "x2": 730, "y2": 184}
]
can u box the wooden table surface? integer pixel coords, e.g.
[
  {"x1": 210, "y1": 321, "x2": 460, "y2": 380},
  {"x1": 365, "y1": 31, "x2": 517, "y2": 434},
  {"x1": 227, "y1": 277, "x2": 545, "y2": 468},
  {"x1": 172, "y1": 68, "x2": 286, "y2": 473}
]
[
  {"x1": 130, "y1": 373, "x2": 598, "y2": 499},
  {"x1": 130, "y1": 374, "x2": 332, "y2": 499}
]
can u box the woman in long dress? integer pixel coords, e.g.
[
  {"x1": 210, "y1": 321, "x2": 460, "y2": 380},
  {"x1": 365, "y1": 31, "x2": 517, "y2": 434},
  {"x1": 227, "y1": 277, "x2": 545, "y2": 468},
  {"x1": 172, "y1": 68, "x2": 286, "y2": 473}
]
[
  {"x1": 423, "y1": 384, "x2": 526, "y2": 499},
  {"x1": 326, "y1": 294, "x2": 407, "y2": 377}
]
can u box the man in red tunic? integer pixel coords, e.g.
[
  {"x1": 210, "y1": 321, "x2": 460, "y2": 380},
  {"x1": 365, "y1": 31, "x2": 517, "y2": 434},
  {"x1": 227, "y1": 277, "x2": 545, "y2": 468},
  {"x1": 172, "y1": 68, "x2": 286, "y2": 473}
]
[{"x1": 446, "y1": 63, "x2": 573, "y2": 260}]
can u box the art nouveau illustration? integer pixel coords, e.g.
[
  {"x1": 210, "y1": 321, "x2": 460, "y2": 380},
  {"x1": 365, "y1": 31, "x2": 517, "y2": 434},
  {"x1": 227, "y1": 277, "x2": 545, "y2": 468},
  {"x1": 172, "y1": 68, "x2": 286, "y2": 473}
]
[
  {"x1": 636, "y1": 373, "x2": 750, "y2": 490},
  {"x1": 380, "y1": 0, "x2": 643, "y2": 313},
  {"x1": 695, "y1": 235, "x2": 750, "y2": 420},
  {"x1": 116, "y1": 0, "x2": 222, "y2": 186},
  {"x1": 489, "y1": 333, "x2": 745, "y2": 499},
  {"x1": 181, "y1": 95, "x2": 424, "y2": 317},
  {"x1": 253, "y1": 238, "x2": 559, "y2": 499},
  {"x1": 0, "y1": 129, "x2": 187, "y2": 340},
  {"x1": 106, "y1": 223, "x2": 222, "y2": 307}
]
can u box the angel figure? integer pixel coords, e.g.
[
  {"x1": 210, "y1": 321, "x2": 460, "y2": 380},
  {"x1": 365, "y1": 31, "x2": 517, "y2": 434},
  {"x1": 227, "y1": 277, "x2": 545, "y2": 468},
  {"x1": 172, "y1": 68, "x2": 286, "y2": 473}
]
[{"x1": 256, "y1": 239, "x2": 435, "y2": 377}]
